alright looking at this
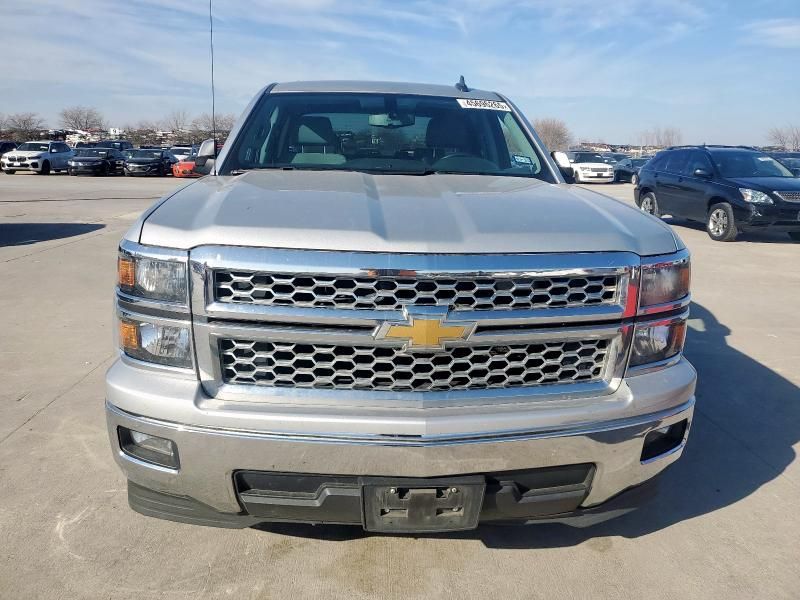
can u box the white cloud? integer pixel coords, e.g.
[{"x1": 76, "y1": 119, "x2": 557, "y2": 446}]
[{"x1": 743, "y1": 18, "x2": 800, "y2": 48}]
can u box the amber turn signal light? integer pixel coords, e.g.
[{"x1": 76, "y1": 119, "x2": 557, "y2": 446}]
[
  {"x1": 119, "y1": 321, "x2": 139, "y2": 350},
  {"x1": 118, "y1": 256, "x2": 135, "y2": 288}
]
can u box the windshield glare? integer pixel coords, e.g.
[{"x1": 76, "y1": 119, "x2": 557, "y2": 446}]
[
  {"x1": 132, "y1": 150, "x2": 162, "y2": 159},
  {"x1": 710, "y1": 151, "x2": 793, "y2": 178},
  {"x1": 224, "y1": 93, "x2": 548, "y2": 179},
  {"x1": 17, "y1": 143, "x2": 49, "y2": 152},
  {"x1": 75, "y1": 149, "x2": 109, "y2": 157},
  {"x1": 573, "y1": 153, "x2": 605, "y2": 163}
]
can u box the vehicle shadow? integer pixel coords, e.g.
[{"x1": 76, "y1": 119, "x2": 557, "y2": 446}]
[
  {"x1": 253, "y1": 301, "x2": 800, "y2": 548},
  {"x1": 664, "y1": 217, "x2": 797, "y2": 244},
  {"x1": 0, "y1": 222, "x2": 105, "y2": 247}
]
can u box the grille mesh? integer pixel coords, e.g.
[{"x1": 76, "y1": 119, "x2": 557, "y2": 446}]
[
  {"x1": 214, "y1": 271, "x2": 619, "y2": 311},
  {"x1": 775, "y1": 191, "x2": 800, "y2": 203},
  {"x1": 220, "y1": 338, "x2": 609, "y2": 392}
]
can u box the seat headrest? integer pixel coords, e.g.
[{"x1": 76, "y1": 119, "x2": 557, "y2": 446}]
[
  {"x1": 297, "y1": 116, "x2": 337, "y2": 146},
  {"x1": 425, "y1": 113, "x2": 472, "y2": 150}
]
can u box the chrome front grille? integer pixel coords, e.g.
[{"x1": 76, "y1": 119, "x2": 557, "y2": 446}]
[
  {"x1": 191, "y1": 247, "x2": 636, "y2": 401},
  {"x1": 220, "y1": 338, "x2": 610, "y2": 392},
  {"x1": 775, "y1": 191, "x2": 800, "y2": 203},
  {"x1": 214, "y1": 270, "x2": 619, "y2": 311}
]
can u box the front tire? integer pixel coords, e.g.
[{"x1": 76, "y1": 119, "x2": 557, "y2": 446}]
[
  {"x1": 638, "y1": 191, "x2": 660, "y2": 217},
  {"x1": 39, "y1": 161, "x2": 51, "y2": 175},
  {"x1": 707, "y1": 203, "x2": 738, "y2": 242},
  {"x1": 3, "y1": 169, "x2": 15, "y2": 175},
  {"x1": 788, "y1": 232, "x2": 800, "y2": 242},
  {"x1": 631, "y1": 173, "x2": 639, "y2": 186},
  {"x1": 68, "y1": 169, "x2": 77, "y2": 176}
]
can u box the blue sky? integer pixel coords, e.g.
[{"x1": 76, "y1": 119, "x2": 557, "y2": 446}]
[{"x1": 1, "y1": 0, "x2": 799, "y2": 144}]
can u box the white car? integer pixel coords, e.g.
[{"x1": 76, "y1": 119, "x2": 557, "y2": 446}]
[
  {"x1": 1, "y1": 141, "x2": 74, "y2": 174},
  {"x1": 568, "y1": 151, "x2": 614, "y2": 184},
  {"x1": 169, "y1": 146, "x2": 197, "y2": 162}
]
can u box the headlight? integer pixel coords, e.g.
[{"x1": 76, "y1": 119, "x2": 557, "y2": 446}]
[
  {"x1": 118, "y1": 248, "x2": 187, "y2": 303},
  {"x1": 118, "y1": 316, "x2": 192, "y2": 368},
  {"x1": 629, "y1": 314, "x2": 687, "y2": 367},
  {"x1": 739, "y1": 188, "x2": 773, "y2": 204},
  {"x1": 639, "y1": 252, "x2": 691, "y2": 311}
]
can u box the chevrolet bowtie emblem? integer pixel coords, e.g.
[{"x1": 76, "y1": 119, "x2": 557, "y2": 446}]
[{"x1": 374, "y1": 308, "x2": 476, "y2": 351}]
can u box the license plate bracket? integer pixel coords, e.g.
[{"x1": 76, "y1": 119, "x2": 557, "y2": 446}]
[{"x1": 362, "y1": 476, "x2": 485, "y2": 533}]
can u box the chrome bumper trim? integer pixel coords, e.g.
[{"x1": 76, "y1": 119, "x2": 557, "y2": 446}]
[{"x1": 107, "y1": 397, "x2": 694, "y2": 447}]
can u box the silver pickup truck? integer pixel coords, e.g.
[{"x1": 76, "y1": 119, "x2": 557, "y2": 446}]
[{"x1": 107, "y1": 80, "x2": 695, "y2": 533}]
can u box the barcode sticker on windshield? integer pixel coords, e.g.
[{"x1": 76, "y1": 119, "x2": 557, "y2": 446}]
[{"x1": 457, "y1": 98, "x2": 511, "y2": 111}]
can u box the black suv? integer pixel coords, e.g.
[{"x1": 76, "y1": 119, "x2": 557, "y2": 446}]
[{"x1": 635, "y1": 146, "x2": 800, "y2": 241}]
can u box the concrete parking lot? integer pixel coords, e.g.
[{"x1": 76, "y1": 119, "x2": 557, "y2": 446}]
[{"x1": 1, "y1": 173, "x2": 798, "y2": 599}]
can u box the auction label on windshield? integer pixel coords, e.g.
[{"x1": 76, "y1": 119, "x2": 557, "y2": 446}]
[{"x1": 457, "y1": 98, "x2": 511, "y2": 111}]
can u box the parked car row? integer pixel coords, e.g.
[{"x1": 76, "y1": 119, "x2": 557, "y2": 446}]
[
  {"x1": 634, "y1": 145, "x2": 800, "y2": 242},
  {"x1": 0, "y1": 140, "x2": 200, "y2": 176}
]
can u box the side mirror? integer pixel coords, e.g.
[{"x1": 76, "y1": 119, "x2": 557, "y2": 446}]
[
  {"x1": 693, "y1": 168, "x2": 712, "y2": 179},
  {"x1": 193, "y1": 138, "x2": 216, "y2": 174},
  {"x1": 552, "y1": 151, "x2": 575, "y2": 182},
  {"x1": 792, "y1": 168, "x2": 800, "y2": 178}
]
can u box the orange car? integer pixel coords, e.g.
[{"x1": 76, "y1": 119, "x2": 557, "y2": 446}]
[{"x1": 172, "y1": 159, "x2": 200, "y2": 178}]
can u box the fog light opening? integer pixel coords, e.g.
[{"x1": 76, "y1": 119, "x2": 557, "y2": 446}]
[
  {"x1": 118, "y1": 427, "x2": 180, "y2": 469},
  {"x1": 641, "y1": 419, "x2": 688, "y2": 463}
]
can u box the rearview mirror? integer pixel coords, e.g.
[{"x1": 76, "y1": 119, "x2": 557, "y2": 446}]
[
  {"x1": 368, "y1": 113, "x2": 415, "y2": 128},
  {"x1": 193, "y1": 138, "x2": 216, "y2": 174},
  {"x1": 693, "y1": 168, "x2": 712, "y2": 179},
  {"x1": 552, "y1": 151, "x2": 575, "y2": 182}
]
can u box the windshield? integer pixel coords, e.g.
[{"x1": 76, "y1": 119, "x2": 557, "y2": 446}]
[
  {"x1": 75, "y1": 148, "x2": 110, "y2": 158},
  {"x1": 171, "y1": 147, "x2": 191, "y2": 154},
  {"x1": 709, "y1": 150, "x2": 793, "y2": 178},
  {"x1": 572, "y1": 153, "x2": 605, "y2": 163},
  {"x1": 17, "y1": 142, "x2": 50, "y2": 152},
  {"x1": 779, "y1": 157, "x2": 800, "y2": 169},
  {"x1": 131, "y1": 150, "x2": 162, "y2": 159},
  {"x1": 224, "y1": 92, "x2": 549, "y2": 179},
  {"x1": 631, "y1": 159, "x2": 647, "y2": 167}
]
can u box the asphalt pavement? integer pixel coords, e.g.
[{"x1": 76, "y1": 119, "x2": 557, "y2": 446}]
[{"x1": 0, "y1": 173, "x2": 798, "y2": 599}]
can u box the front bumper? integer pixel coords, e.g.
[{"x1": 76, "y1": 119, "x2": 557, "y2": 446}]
[
  {"x1": 1, "y1": 161, "x2": 41, "y2": 171},
  {"x1": 125, "y1": 165, "x2": 160, "y2": 175},
  {"x1": 735, "y1": 202, "x2": 800, "y2": 231},
  {"x1": 68, "y1": 164, "x2": 105, "y2": 174},
  {"x1": 578, "y1": 174, "x2": 614, "y2": 183},
  {"x1": 106, "y1": 357, "x2": 696, "y2": 528}
]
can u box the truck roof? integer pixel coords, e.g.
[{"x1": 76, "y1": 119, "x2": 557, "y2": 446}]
[{"x1": 270, "y1": 80, "x2": 503, "y2": 100}]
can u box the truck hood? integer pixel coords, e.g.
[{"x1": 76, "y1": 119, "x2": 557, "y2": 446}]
[{"x1": 137, "y1": 170, "x2": 678, "y2": 256}]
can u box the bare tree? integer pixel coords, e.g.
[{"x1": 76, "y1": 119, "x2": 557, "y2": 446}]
[
  {"x1": 163, "y1": 109, "x2": 190, "y2": 134},
  {"x1": 771, "y1": 125, "x2": 800, "y2": 150},
  {"x1": 532, "y1": 118, "x2": 572, "y2": 151},
  {"x1": 123, "y1": 120, "x2": 159, "y2": 147},
  {"x1": 0, "y1": 113, "x2": 8, "y2": 134},
  {"x1": 7, "y1": 112, "x2": 46, "y2": 141},
  {"x1": 191, "y1": 112, "x2": 237, "y2": 142},
  {"x1": 768, "y1": 127, "x2": 789, "y2": 149},
  {"x1": 59, "y1": 106, "x2": 105, "y2": 131},
  {"x1": 661, "y1": 127, "x2": 682, "y2": 147}
]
